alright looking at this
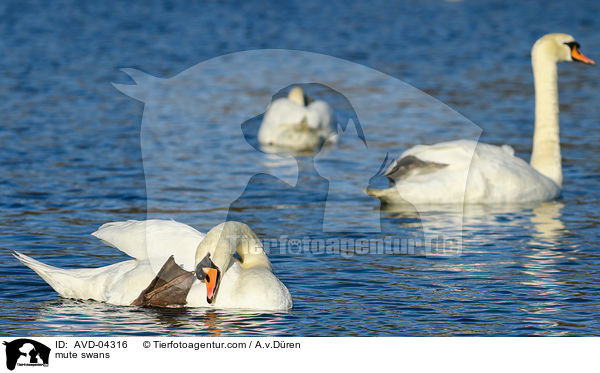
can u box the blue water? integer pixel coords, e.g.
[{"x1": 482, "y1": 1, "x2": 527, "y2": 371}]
[{"x1": 1, "y1": 0, "x2": 599, "y2": 336}]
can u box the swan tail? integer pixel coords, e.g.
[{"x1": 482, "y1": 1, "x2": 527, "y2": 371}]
[{"x1": 12, "y1": 251, "x2": 92, "y2": 299}]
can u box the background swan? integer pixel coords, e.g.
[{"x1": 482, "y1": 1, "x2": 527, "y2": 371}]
[
  {"x1": 258, "y1": 86, "x2": 336, "y2": 150},
  {"x1": 366, "y1": 33, "x2": 594, "y2": 205},
  {"x1": 13, "y1": 220, "x2": 292, "y2": 311}
]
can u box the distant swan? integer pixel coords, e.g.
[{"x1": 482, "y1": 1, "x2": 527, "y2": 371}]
[
  {"x1": 13, "y1": 220, "x2": 293, "y2": 311},
  {"x1": 258, "y1": 86, "x2": 336, "y2": 151},
  {"x1": 366, "y1": 33, "x2": 594, "y2": 204}
]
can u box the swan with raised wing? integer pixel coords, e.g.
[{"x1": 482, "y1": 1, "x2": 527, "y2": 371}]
[{"x1": 13, "y1": 220, "x2": 292, "y2": 311}]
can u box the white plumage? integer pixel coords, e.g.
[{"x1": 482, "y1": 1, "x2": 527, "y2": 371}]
[
  {"x1": 258, "y1": 86, "x2": 336, "y2": 150},
  {"x1": 367, "y1": 140, "x2": 559, "y2": 204}
]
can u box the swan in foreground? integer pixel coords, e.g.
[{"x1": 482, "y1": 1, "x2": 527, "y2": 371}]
[
  {"x1": 366, "y1": 33, "x2": 594, "y2": 205},
  {"x1": 13, "y1": 220, "x2": 292, "y2": 311},
  {"x1": 258, "y1": 86, "x2": 336, "y2": 150}
]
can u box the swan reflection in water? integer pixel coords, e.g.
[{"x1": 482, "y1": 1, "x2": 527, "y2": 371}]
[
  {"x1": 30, "y1": 299, "x2": 289, "y2": 336},
  {"x1": 380, "y1": 200, "x2": 572, "y2": 335},
  {"x1": 379, "y1": 200, "x2": 567, "y2": 254}
]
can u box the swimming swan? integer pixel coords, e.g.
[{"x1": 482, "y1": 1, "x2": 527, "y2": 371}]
[
  {"x1": 366, "y1": 33, "x2": 594, "y2": 204},
  {"x1": 13, "y1": 220, "x2": 293, "y2": 311},
  {"x1": 258, "y1": 86, "x2": 336, "y2": 150}
]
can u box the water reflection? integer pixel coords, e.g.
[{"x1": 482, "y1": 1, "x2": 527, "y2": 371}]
[
  {"x1": 379, "y1": 200, "x2": 566, "y2": 254},
  {"x1": 529, "y1": 202, "x2": 565, "y2": 246},
  {"x1": 29, "y1": 299, "x2": 290, "y2": 336},
  {"x1": 519, "y1": 202, "x2": 566, "y2": 305}
]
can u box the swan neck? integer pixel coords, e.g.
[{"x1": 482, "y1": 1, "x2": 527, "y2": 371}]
[
  {"x1": 530, "y1": 51, "x2": 562, "y2": 187},
  {"x1": 234, "y1": 231, "x2": 272, "y2": 271}
]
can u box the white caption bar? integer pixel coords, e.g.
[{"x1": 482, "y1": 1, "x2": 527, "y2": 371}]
[{"x1": 1, "y1": 337, "x2": 598, "y2": 372}]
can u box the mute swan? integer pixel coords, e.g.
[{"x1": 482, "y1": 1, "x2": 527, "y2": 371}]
[
  {"x1": 366, "y1": 33, "x2": 594, "y2": 204},
  {"x1": 13, "y1": 220, "x2": 293, "y2": 311},
  {"x1": 258, "y1": 86, "x2": 336, "y2": 150}
]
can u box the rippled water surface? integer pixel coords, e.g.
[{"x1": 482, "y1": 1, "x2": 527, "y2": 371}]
[{"x1": 1, "y1": 0, "x2": 599, "y2": 336}]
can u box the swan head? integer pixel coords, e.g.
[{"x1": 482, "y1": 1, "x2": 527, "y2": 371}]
[
  {"x1": 288, "y1": 86, "x2": 313, "y2": 106},
  {"x1": 532, "y1": 33, "x2": 594, "y2": 65},
  {"x1": 193, "y1": 221, "x2": 265, "y2": 304}
]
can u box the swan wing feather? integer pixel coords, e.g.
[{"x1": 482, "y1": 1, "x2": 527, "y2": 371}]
[{"x1": 92, "y1": 219, "x2": 205, "y2": 263}]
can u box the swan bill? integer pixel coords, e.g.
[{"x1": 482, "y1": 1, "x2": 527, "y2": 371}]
[
  {"x1": 569, "y1": 43, "x2": 595, "y2": 65},
  {"x1": 203, "y1": 268, "x2": 220, "y2": 304},
  {"x1": 195, "y1": 253, "x2": 221, "y2": 304}
]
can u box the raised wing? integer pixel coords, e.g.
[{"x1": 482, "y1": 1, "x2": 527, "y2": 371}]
[{"x1": 92, "y1": 219, "x2": 205, "y2": 267}]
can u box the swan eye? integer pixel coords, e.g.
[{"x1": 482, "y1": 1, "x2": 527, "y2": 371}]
[{"x1": 564, "y1": 41, "x2": 581, "y2": 50}]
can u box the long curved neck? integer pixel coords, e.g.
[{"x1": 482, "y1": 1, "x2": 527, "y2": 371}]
[
  {"x1": 530, "y1": 51, "x2": 562, "y2": 187},
  {"x1": 198, "y1": 222, "x2": 272, "y2": 271},
  {"x1": 231, "y1": 226, "x2": 272, "y2": 271}
]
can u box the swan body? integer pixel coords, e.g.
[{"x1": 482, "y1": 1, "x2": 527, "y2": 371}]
[
  {"x1": 367, "y1": 140, "x2": 560, "y2": 204},
  {"x1": 258, "y1": 86, "x2": 336, "y2": 150},
  {"x1": 13, "y1": 220, "x2": 292, "y2": 311},
  {"x1": 366, "y1": 33, "x2": 594, "y2": 205}
]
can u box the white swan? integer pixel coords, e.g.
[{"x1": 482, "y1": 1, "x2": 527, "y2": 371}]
[
  {"x1": 13, "y1": 220, "x2": 293, "y2": 311},
  {"x1": 258, "y1": 86, "x2": 336, "y2": 150},
  {"x1": 366, "y1": 33, "x2": 594, "y2": 205}
]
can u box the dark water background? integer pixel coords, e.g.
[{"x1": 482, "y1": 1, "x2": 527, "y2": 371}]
[{"x1": 0, "y1": 0, "x2": 599, "y2": 336}]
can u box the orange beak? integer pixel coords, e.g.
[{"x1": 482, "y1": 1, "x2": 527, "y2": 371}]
[
  {"x1": 572, "y1": 47, "x2": 595, "y2": 65},
  {"x1": 203, "y1": 267, "x2": 220, "y2": 304}
]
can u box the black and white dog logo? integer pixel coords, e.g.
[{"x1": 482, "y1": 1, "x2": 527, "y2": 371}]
[{"x1": 3, "y1": 339, "x2": 50, "y2": 370}]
